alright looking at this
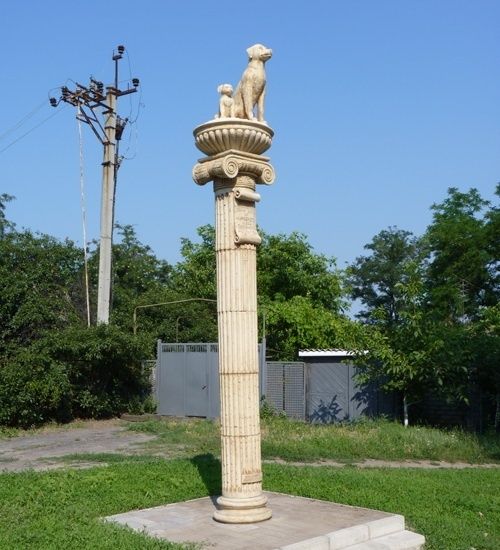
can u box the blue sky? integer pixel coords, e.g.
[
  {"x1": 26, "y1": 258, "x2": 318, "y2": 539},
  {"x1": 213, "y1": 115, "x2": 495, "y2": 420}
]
[{"x1": 1, "y1": 1, "x2": 498, "y2": 272}]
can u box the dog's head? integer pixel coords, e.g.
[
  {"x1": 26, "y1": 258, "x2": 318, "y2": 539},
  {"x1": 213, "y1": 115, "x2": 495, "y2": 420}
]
[
  {"x1": 246, "y1": 44, "x2": 272, "y2": 62},
  {"x1": 217, "y1": 83, "x2": 233, "y2": 96}
]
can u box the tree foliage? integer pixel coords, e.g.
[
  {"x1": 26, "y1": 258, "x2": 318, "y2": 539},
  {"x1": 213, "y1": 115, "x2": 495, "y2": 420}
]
[
  {"x1": 348, "y1": 227, "x2": 421, "y2": 326},
  {"x1": 1, "y1": 185, "x2": 499, "y2": 429},
  {"x1": 349, "y1": 187, "x2": 500, "y2": 426},
  {"x1": 169, "y1": 225, "x2": 217, "y2": 300},
  {"x1": 169, "y1": 226, "x2": 348, "y2": 359},
  {"x1": 0, "y1": 193, "x2": 15, "y2": 237},
  {"x1": 258, "y1": 231, "x2": 344, "y2": 312},
  {"x1": 0, "y1": 228, "x2": 84, "y2": 352},
  {"x1": 425, "y1": 187, "x2": 497, "y2": 320},
  {"x1": 264, "y1": 296, "x2": 360, "y2": 361},
  {"x1": 0, "y1": 350, "x2": 72, "y2": 428}
]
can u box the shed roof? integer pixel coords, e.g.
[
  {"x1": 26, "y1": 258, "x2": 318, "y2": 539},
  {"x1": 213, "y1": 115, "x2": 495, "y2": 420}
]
[{"x1": 298, "y1": 349, "x2": 356, "y2": 357}]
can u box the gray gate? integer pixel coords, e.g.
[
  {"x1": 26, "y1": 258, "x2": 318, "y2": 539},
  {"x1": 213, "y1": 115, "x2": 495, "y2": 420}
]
[
  {"x1": 265, "y1": 362, "x2": 306, "y2": 420},
  {"x1": 156, "y1": 342, "x2": 264, "y2": 419}
]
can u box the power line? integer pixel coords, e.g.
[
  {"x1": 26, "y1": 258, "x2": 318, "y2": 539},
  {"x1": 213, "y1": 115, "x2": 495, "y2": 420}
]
[
  {"x1": 0, "y1": 106, "x2": 66, "y2": 155},
  {"x1": 0, "y1": 99, "x2": 48, "y2": 142},
  {"x1": 77, "y1": 105, "x2": 91, "y2": 327}
]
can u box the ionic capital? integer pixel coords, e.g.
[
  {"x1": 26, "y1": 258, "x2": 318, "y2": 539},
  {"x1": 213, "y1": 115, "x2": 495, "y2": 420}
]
[{"x1": 193, "y1": 150, "x2": 275, "y2": 187}]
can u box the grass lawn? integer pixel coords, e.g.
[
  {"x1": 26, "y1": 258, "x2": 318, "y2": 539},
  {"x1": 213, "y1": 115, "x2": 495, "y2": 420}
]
[
  {"x1": 0, "y1": 456, "x2": 498, "y2": 550},
  {"x1": 127, "y1": 416, "x2": 500, "y2": 464}
]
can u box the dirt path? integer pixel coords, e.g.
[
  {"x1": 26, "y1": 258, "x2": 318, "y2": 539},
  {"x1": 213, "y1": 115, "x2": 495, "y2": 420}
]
[
  {"x1": 1, "y1": 420, "x2": 498, "y2": 473},
  {"x1": 0, "y1": 419, "x2": 155, "y2": 472},
  {"x1": 265, "y1": 458, "x2": 500, "y2": 470}
]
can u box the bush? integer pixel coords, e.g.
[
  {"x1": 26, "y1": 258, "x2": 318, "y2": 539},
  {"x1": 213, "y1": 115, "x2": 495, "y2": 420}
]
[
  {"x1": 260, "y1": 396, "x2": 285, "y2": 419},
  {"x1": 0, "y1": 351, "x2": 72, "y2": 428},
  {"x1": 0, "y1": 324, "x2": 152, "y2": 427},
  {"x1": 37, "y1": 324, "x2": 151, "y2": 419}
]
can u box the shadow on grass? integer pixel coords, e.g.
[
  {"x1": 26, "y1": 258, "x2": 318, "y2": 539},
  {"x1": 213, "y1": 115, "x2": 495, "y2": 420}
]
[{"x1": 190, "y1": 454, "x2": 221, "y2": 502}]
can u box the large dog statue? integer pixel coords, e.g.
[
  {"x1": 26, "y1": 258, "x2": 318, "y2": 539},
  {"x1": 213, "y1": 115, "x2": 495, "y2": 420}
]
[{"x1": 232, "y1": 44, "x2": 272, "y2": 123}]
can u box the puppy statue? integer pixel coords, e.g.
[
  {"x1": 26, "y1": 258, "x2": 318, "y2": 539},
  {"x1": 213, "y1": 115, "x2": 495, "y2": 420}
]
[
  {"x1": 215, "y1": 83, "x2": 235, "y2": 118},
  {"x1": 233, "y1": 44, "x2": 272, "y2": 122}
]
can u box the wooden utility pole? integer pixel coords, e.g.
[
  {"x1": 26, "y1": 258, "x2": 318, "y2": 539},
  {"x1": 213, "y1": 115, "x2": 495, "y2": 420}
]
[{"x1": 51, "y1": 45, "x2": 139, "y2": 324}]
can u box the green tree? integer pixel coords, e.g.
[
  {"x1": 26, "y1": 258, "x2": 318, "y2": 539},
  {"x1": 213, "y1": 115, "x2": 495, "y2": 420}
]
[
  {"x1": 122, "y1": 224, "x2": 218, "y2": 344},
  {"x1": 0, "y1": 229, "x2": 85, "y2": 352},
  {"x1": 170, "y1": 226, "x2": 347, "y2": 357},
  {"x1": 258, "y1": 231, "x2": 344, "y2": 311},
  {"x1": 425, "y1": 187, "x2": 497, "y2": 321},
  {"x1": 105, "y1": 223, "x2": 172, "y2": 331},
  {"x1": 484, "y1": 184, "x2": 500, "y2": 306},
  {"x1": 347, "y1": 227, "x2": 428, "y2": 424},
  {"x1": 354, "y1": 265, "x2": 470, "y2": 426},
  {"x1": 347, "y1": 223, "x2": 477, "y2": 425},
  {"x1": 422, "y1": 187, "x2": 499, "y2": 428},
  {"x1": 468, "y1": 304, "x2": 500, "y2": 432},
  {"x1": 349, "y1": 188, "x2": 500, "y2": 427},
  {"x1": 265, "y1": 296, "x2": 363, "y2": 361},
  {"x1": 0, "y1": 193, "x2": 15, "y2": 237},
  {"x1": 348, "y1": 226, "x2": 421, "y2": 327},
  {"x1": 170, "y1": 226, "x2": 345, "y2": 310},
  {"x1": 0, "y1": 204, "x2": 158, "y2": 426},
  {"x1": 169, "y1": 225, "x2": 217, "y2": 300}
]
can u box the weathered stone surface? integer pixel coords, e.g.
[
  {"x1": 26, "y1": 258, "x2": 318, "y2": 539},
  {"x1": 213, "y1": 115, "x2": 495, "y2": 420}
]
[
  {"x1": 232, "y1": 43, "x2": 272, "y2": 122},
  {"x1": 194, "y1": 120, "x2": 274, "y2": 156},
  {"x1": 215, "y1": 84, "x2": 235, "y2": 119},
  {"x1": 193, "y1": 112, "x2": 275, "y2": 524},
  {"x1": 104, "y1": 492, "x2": 425, "y2": 549}
]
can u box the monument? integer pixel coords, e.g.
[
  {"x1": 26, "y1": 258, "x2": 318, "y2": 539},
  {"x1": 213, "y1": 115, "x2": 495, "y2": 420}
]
[
  {"x1": 192, "y1": 44, "x2": 274, "y2": 524},
  {"x1": 105, "y1": 45, "x2": 426, "y2": 549}
]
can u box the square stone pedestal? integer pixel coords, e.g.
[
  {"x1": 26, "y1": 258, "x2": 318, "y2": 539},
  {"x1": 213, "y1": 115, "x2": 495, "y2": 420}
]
[{"x1": 105, "y1": 491, "x2": 425, "y2": 549}]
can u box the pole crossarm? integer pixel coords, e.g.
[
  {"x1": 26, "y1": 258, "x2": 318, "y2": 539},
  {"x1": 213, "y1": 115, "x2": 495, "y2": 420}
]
[
  {"x1": 133, "y1": 298, "x2": 217, "y2": 335},
  {"x1": 77, "y1": 105, "x2": 107, "y2": 145}
]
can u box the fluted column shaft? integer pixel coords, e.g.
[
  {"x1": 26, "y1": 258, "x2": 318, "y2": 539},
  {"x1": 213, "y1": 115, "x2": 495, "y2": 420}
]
[
  {"x1": 193, "y1": 139, "x2": 275, "y2": 524},
  {"x1": 214, "y1": 175, "x2": 265, "y2": 511}
]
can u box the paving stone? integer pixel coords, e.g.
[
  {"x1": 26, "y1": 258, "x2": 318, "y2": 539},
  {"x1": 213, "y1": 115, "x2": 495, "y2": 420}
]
[
  {"x1": 341, "y1": 530, "x2": 425, "y2": 550},
  {"x1": 328, "y1": 525, "x2": 370, "y2": 549},
  {"x1": 366, "y1": 516, "x2": 405, "y2": 538},
  {"x1": 280, "y1": 535, "x2": 330, "y2": 550},
  {"x1": 105, "y1": 491, "x2": 425, "y2": 550}
]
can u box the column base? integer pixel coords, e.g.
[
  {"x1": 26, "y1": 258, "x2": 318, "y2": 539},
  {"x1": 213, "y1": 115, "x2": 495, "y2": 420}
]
[{"x1": 213, "y1": 494, "x2": 272, "y2": 524}]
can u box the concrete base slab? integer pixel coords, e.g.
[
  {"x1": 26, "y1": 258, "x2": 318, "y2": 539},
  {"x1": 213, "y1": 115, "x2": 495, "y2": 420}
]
[{"x1": 105, "y1": 492, "x2": 425, "y2": 550}]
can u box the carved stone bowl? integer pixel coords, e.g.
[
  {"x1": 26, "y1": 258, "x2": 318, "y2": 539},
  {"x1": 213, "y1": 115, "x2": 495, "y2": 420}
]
[{"x1": 194, "y1": 119, "x2": 274, "y2": 156}]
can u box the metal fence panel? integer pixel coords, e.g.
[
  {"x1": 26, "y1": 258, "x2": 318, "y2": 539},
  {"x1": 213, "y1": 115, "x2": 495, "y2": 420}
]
[
  {"x1": 266, "y1": 362, "x2": 305, "y2": 420},
  {"x1": 157, "y1": 345, "x2": 186, "y2": 416},
  {"x1": 348, "y1": 364, "x2": 379, "y2": 419},
  {"x1": 157, "y1": 342, "x2": 264, "y2": 419},
  {"x1": 156, "y1": 346, "x2": 396, "y2": 423},
  {"x1": 184, "y1": 349, "x2": 209, "y2": 417},
  {"x1": 284, "y1": 363, "x2": 305, "y2": 419},
  {"x1": 265, "y1": 362, "x2": 284, "y2": 412},
  {"x1": 306, "y1": 362, "x2": 349, "y2": 423}
]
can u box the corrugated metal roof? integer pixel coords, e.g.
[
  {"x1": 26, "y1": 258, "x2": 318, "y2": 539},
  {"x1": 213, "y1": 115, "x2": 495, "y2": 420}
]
[{"x1": 298, "y1": 349, "x2": 356, "y2": 357}]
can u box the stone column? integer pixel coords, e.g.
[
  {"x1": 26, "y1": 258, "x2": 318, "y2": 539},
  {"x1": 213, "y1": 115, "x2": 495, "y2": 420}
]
[{"x1": 193, "y1": 121, "x2": 275, "y2": 523}]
